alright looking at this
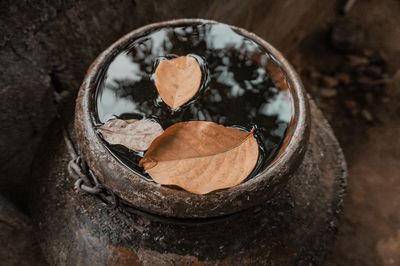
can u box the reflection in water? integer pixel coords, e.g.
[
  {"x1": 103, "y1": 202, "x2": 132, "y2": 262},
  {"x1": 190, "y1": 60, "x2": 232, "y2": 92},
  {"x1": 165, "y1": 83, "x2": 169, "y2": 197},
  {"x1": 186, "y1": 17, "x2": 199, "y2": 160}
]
[{"x1": 95, "y1": 22, "x2": 293, "y2": 179}]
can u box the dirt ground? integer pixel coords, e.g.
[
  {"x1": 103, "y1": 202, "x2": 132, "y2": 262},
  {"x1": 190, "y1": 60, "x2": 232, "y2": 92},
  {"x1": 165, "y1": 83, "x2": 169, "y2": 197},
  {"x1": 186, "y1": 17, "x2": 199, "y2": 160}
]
[{"x1": 290, "y1": 1, "x2": 400, "y2": 265}]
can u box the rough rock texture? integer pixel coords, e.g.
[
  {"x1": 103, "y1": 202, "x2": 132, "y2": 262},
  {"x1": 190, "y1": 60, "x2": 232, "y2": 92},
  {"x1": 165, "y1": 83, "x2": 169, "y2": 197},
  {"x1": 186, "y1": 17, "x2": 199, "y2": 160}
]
[
  {"x1": 0, "y1": 194, "x2": 47, "y2": 266},
  {"x1": 0, "y1": 0, "x2": 335, "y2": 187},
  {"x1": 31, "y1": 102, "x2": 346, "y2": 265},
  {"x1": 0, "y1": 0, "x2": 139, "y2": 187}
]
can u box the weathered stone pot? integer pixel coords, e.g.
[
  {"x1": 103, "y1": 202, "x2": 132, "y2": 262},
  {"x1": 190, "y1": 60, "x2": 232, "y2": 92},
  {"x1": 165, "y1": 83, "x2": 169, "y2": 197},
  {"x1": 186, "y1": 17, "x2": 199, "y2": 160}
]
[
  {"x1": 31, "y1": 19, "x2": 347, "y2": 265},
  {"x1": 75, "y1": 18, "x2": 309, "y2": 219}
]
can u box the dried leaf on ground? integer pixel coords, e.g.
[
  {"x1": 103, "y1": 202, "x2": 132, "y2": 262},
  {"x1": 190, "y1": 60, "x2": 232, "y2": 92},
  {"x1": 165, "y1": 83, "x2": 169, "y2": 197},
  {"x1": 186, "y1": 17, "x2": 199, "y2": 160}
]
[
  {"x1": 154, "y1": 55, "x2": 202, "y2": 109},
  {"x1": 139, "y1": 121, "x2": 259, "y2": 194},
  {"x1": 98, "y1": 119, "x2": 163, "y2": 151}
]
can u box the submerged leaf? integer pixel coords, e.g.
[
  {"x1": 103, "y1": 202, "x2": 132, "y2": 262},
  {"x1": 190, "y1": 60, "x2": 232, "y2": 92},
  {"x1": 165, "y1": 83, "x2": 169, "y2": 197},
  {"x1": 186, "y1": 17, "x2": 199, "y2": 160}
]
[
  {"x1": 98, "y1": 119, "x2": 163, "y2": 152},
  {"x1": 154, "y1": 55, "x2": 202, "y2": 109},
  {"x1": 139, "y1": 121, "x2": 259, "y2": 194}
]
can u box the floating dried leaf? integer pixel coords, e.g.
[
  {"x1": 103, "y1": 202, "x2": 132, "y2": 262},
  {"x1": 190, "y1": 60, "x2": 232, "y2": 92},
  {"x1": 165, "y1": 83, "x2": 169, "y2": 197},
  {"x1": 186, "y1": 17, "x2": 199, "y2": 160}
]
[
  {"x1": 139, "y1": 121, "x2": 259, "y2": 194},
  {"x1": 98, "y1": 119, "x2": 163, "y2": 152},
  {"x1": 266, "y1": 60, "x2": 289, "y2": 91},
  {"x1": 154, "y1": 55, "x2": 202, "y2": 109}
]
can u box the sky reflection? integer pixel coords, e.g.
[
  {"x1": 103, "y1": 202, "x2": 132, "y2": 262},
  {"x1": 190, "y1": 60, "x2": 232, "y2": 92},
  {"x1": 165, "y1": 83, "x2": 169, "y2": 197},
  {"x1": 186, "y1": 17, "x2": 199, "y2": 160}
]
[{"x1": 95, "y1": 22, "x2": 293, "y2": 173}]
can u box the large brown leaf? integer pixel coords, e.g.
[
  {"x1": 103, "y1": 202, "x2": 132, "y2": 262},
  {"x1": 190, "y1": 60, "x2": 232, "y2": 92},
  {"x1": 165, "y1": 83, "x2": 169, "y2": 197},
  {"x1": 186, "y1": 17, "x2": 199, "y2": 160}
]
[
  {"x1": 139, "y1": 121, "x2": 259, "y2": 194},
  {"x1": 154, "y1": 55, "x2": 202, "y2": 109},
  {"x1": 98, "y1": 119, "x2": 163, "y2": 151}
]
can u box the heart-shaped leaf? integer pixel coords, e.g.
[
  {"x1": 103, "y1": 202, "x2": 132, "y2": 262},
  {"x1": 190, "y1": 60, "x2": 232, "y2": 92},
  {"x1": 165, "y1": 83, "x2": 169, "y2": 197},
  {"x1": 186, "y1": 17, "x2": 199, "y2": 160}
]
[
  {"x1": 139, "y1": 121, "x2": 259, "y2": 194},
  {"x1": 154, "y1": 55, "x2": 202, "y2": 109},
  {"x1": 98, "y1": 119, "x2": 163, "y2": 152}
]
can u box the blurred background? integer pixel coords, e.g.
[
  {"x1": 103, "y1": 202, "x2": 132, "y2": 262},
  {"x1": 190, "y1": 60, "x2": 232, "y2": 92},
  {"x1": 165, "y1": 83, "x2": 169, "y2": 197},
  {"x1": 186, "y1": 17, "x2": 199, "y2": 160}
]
[{"x1": 0, "y1": 0, "x2": 399, "y2": 265}]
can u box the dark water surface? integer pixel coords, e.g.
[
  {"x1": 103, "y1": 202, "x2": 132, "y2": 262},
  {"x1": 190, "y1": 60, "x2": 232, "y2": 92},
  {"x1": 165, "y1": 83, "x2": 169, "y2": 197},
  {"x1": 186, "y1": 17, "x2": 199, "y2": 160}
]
[{"x1": 93, "y1": 22, "x2": 293, "y2": 180}]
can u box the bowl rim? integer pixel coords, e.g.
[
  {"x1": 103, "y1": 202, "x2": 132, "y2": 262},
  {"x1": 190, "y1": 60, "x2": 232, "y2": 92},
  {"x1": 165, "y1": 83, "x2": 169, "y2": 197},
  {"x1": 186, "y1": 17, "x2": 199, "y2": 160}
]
[{"x1": 74, "y1": 18, "x2": 310, "y2": 218}]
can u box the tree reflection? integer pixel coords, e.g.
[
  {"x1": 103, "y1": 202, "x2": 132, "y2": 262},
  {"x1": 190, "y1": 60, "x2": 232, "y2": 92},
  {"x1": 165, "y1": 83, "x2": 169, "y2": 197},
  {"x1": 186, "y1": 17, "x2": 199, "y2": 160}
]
[{"x1": 96, "y1": 22, "x2": 293, "y2": 172}]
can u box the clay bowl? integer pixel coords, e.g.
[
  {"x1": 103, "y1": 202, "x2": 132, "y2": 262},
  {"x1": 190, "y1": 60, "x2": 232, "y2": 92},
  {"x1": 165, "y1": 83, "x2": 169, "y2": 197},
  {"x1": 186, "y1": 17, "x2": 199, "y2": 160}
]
[{"x1": 74, "y1": 19, "x2": 310, "y2": 218}]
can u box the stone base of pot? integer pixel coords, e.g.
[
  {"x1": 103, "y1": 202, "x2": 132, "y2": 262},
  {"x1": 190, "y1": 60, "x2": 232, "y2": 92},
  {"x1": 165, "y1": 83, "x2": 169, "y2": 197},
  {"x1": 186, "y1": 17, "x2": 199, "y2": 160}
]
[{"x1": 31, "y1": 102, "x2": 346, "y2": 266}]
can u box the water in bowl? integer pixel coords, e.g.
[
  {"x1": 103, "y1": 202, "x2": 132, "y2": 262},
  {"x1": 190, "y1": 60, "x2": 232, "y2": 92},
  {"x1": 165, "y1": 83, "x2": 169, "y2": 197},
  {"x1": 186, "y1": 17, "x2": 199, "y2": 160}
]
[{"x1": 94, "y1": 22, "x2": 293, "y2": 181}]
